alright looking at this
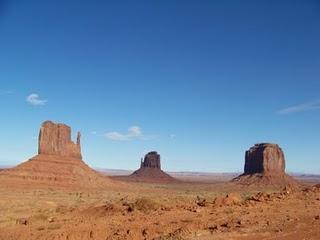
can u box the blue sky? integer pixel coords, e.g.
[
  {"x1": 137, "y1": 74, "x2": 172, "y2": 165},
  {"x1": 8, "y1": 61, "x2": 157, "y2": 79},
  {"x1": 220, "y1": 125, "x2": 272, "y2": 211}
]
[{"x1": 0, "y1": 0, "x2": 319, "y2": 173}]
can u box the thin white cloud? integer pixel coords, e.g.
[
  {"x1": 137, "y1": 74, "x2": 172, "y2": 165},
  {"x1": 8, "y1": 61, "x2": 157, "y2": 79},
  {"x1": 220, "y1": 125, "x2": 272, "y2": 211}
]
[
  {"x1": 128, "y1": 126, "x2": 142, "y2": 137},
  {"x1": 105, "y1": 126, "x2": 143, "y2": 141},
  {"x1": 278, "y1": 100, "x2": 320, "y2": 114},
  {"x1": 26, "y1": 93, "x2": 47, "y2": 106},
  {"x1": 105, "y1": 132, "x2": 131, "y2": 141}
]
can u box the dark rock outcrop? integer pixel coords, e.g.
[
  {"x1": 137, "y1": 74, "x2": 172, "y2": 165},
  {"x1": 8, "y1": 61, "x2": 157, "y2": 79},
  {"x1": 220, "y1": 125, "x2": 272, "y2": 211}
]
[
  {"x1": 38, "y1": 121, "x2": 82, "y2": 159},
  {"x1": 244, "y1": 143, "x2": 285, "y2": 175},
  {"x1": 140, "y1": 151, "x2": 161, "y2": 169}
]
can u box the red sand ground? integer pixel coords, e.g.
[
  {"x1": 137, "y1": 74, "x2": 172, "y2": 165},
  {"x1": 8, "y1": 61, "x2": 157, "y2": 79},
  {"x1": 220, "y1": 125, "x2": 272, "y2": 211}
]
[
  {"x1": 1, "y1": 162, "x2": 320, "y2": 240},
  {"x1": 0, "y1": 153, "x2": 319, "y2": 240}
]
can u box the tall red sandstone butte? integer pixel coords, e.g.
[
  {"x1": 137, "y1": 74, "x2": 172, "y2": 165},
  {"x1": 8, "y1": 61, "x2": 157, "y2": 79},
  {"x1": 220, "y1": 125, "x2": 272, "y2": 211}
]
[
  {"x1": 140, "y1": 151, "x2": 161, "y2": 169},
  {"x1": 244, "y1": 143, "x2": 285, "y2": 175},
  {"x1": 38, "y1": 121, "x2": 82, "y2": 159},
  {"x1": 233, "y1": 143, "x2": 297, "y2": 186},
  {"x1": 0, "y1": 121, "x2": 114, "y2": 189}
]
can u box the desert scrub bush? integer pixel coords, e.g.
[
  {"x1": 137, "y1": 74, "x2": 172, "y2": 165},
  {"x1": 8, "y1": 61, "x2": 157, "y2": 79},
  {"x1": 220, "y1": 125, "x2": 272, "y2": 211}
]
[{"x1": 126, "y1": 197, "x2": 161, "y2": 213}]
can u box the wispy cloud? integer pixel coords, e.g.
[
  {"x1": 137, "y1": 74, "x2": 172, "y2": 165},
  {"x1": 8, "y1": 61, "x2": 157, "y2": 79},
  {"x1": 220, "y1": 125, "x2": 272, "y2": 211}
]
[
  {"x1": 26, "y1": 93, "x2": 47, "y2": 106},
  {"x1": 278, "y1": 100, "x2": 320, "y2": 114},
  {"x1": 105, "y1": 126, "x2": 144, "y2": 141}
]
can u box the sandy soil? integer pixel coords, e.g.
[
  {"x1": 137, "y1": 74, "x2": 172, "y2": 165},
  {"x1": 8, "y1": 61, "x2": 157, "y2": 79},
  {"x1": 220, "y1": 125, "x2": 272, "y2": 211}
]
[{"x1": 0, "y1": 178, "x2": 319, "y2": 240}]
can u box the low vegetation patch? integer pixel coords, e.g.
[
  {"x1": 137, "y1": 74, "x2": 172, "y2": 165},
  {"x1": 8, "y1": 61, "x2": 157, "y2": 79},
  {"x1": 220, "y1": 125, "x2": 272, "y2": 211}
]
[{"x1": 125, "y1": 197, "x2": 161, "y2": 213}]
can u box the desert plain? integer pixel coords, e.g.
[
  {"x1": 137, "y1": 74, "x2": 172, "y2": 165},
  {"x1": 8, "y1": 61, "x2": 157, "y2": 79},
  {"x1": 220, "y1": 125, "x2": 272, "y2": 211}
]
[{"x1": 0, "y1": 173, "x2": 320, "y2": 240}]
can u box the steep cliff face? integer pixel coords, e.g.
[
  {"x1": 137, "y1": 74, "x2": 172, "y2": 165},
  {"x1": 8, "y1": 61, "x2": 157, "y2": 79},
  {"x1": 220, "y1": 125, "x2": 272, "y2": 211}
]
[
  {"x1": 244, "y1": 143, "x2": 285, "y2": 175},
  {"x1": 38, "y1": 121, "x2": 82, "y2": 159}
]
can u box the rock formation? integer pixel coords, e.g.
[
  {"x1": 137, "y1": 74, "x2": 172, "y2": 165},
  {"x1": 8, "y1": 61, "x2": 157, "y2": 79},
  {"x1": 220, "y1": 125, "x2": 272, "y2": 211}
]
[
  {"x1": 233, "y1": 143, "x2": 297, "y2": 187},
  {"x1": 38, "y1": 121, "x2": 82, "y2": 159},
  {"x1": 244, "y1": 143, "x2": 285, "y2": 175},
  {"x1": 126, "y1": 151, "x2": 176, "y2": 183},
  {"x1": 140, "y1": 151, "x2": 161, "y2": 169},
  {"x1": 0, "y1": 121, "x2": 113, "y2": 189}
]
